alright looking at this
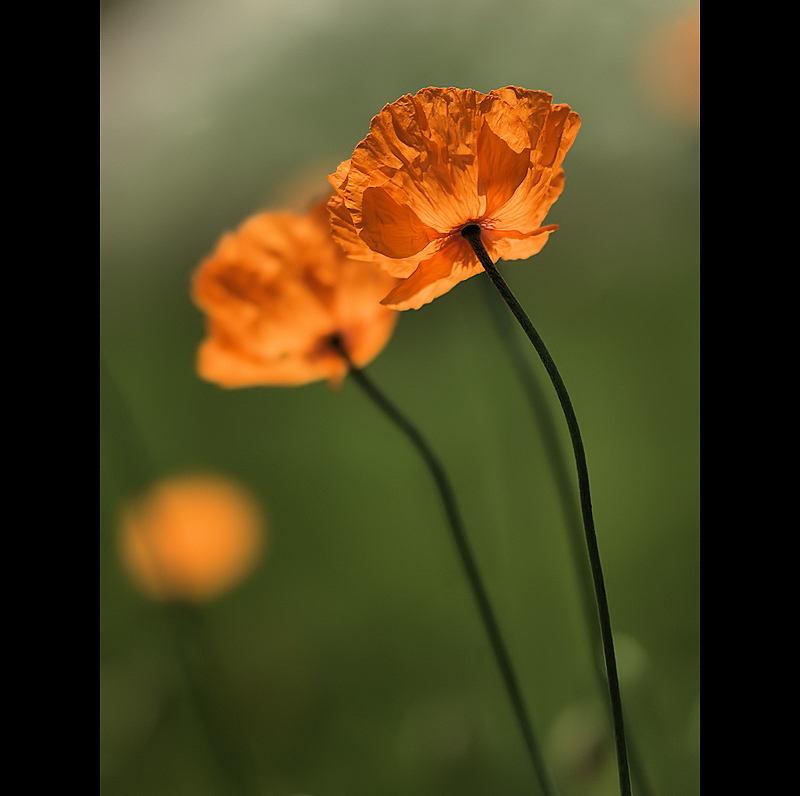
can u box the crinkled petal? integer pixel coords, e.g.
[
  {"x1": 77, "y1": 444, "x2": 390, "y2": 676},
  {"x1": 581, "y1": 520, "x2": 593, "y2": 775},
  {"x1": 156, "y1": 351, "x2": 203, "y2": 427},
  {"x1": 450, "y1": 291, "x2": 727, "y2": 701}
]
[
  {"x1": 486, "y1": 224, "x2": 558, "y2": 262},
  {"x1": 360, "y1": 186, "x2": 439, "y2": 258},
  {"x1": 328, "y1": 164, "x2": 421, "y2": 276},
  {"x1": 477, "y1": 120, "x2": 531, "y2": 216},
  {"x1": 380, "y1": 238, "x2": 482, "y2": 310}
]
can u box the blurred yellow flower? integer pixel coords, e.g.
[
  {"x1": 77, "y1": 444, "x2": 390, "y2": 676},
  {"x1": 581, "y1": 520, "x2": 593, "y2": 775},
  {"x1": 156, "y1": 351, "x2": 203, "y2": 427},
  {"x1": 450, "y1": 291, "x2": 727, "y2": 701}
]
[{"x1": 119, "y1": 474, "x2": 266, "y2": 602}]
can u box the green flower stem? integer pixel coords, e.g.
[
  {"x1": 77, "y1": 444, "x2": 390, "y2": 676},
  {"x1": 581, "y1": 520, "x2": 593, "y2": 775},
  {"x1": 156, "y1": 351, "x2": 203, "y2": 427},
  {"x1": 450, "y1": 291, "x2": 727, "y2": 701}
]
[
  {"x1": 164, "y1": 603, "x2": 257, "y2": 795},
  {"x1": 478, "y1": 277, "x2": 603, "y2": 660},
  {"x1": 461, "y1": 226, "x2": 632, "y2": 796},
  {"x1": 332, "y1": 338, "x2": 557, "y2": 796},
  {"x1": 479, "y1": 279, "x2": 653, "y2": 796}
]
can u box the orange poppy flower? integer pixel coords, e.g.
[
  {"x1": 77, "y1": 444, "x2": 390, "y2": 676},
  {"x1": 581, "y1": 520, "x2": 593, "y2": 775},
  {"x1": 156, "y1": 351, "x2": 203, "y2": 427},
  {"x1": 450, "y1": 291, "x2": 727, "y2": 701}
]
[
  {"x1": 192, "y1": 201, "x2": 399, "y2": 387},
  {"x1": 328, "y1": 86, "x2": 580, "y2": 310},
  {"x1": 119, "y1": 474, "x2": 266, "y2": 602}
]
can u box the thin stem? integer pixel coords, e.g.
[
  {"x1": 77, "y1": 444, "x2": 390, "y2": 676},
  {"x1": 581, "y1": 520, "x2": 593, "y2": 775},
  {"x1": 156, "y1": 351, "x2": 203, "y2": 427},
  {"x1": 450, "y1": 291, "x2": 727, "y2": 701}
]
[
  {"x1": 331, "y1": 337, "x2": 557, "y2": 796},
  {"x1": 165, "y1": 603, "x2": 257, "y2": 795},
  {"x1": 479, "y1": 279, "x2": 653, "y2": 796},
  {"x1": 478, "y1": 277, "x2": 602, "y2": 662},
  {"x1": 461, "y1": 226, "x2": 632, "y2": 796}
]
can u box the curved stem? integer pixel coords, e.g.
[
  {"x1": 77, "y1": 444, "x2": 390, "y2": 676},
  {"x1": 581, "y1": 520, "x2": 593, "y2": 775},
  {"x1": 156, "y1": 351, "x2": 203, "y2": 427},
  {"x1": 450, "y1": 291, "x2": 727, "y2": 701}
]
[
  {"x1": 478, "y1": 277, "x2": 602, "y2": 661},
  {"x1": 331, "y1": 337, "x2": 557, "y2": 796},
  {"x1": 461, "y1": 227, "x2": 632, "y2": 796},
  {"x1": 479, "y1": 279, "x2": 653, "y2": 796}
]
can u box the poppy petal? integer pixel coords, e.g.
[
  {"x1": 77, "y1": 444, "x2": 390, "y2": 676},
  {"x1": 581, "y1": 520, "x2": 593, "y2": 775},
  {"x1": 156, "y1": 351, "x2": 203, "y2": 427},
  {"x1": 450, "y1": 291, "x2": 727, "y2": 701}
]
[
  {"x1": 380, "y1": 240, "x2": 482, "y2": 310},
  {"x1": 360, "y1": 186, "x2": 439, "y2": 258},
  {"x1": 477, "y1": 120, "x2": 531, "y2": 215}
]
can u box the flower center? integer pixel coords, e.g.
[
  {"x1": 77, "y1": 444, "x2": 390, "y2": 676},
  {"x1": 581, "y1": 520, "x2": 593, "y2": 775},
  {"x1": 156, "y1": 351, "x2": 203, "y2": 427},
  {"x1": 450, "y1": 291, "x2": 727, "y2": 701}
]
[{"x1": 325, "y1": 332, "x2": 350, "y2": 362}]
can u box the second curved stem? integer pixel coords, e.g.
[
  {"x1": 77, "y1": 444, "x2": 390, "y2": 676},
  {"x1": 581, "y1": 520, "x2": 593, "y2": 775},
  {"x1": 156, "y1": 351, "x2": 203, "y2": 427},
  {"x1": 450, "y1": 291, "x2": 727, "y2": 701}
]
[{"x1": 332, "y1": 338, "x2": 556, "y2": 796}]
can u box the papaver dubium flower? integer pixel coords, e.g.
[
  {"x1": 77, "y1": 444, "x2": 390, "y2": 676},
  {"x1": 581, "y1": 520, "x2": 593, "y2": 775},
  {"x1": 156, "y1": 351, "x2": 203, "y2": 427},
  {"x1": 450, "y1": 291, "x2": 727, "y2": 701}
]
[
  {"x1": 192, "y1": 201, "x2": 399, "y2": 387},
  {"x1": 328, "y1": 87, "x2": 580, "y2": 310},
  {"x1": 119, "y1": 474, "x2": 265, "y2": 602}
]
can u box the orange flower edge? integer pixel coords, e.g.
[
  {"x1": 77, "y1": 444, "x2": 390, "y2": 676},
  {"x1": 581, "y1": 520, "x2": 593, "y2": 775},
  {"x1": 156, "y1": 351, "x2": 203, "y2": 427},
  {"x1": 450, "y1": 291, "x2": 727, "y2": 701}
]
[
  {"x1": 119, "y1": 474, "x2": 266, "y2": 603},
  {"x1": 328, "y1": 87, "x2": 580, "y2": 310},
  {"x1": 192, "y1": 200, "x2": 400, "y2": 388}
]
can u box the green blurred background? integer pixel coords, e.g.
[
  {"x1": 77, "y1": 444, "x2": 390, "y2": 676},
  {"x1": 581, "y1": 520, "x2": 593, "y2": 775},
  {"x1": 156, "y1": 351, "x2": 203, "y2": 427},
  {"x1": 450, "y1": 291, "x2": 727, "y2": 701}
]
[{"x1": 100, "y1": 1, "x2": 699, "y2": 794}]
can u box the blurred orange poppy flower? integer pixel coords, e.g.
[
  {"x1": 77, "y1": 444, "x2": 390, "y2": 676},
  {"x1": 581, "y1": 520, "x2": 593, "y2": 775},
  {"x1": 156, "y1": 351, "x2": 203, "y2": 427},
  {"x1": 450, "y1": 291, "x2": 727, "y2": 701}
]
[
  {"x1": 192, "y1": 201, "x2": 399, "y2": 388},
  {"x1": 638, "y1": 6, "x2": 700, "y2": 126},
  {"x1": 119, "y1": 474, "x2": 266, "y2": 603},
  {"x1": 328, "y1": 87, "x2": 580, "y2": 310}
]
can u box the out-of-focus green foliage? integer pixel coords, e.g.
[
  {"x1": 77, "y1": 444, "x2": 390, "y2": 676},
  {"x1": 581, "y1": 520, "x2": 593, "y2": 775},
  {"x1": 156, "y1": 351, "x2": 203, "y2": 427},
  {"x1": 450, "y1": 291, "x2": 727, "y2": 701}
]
[{"x1": 101, "y1": 1, "x2": 699, "y2": 794}]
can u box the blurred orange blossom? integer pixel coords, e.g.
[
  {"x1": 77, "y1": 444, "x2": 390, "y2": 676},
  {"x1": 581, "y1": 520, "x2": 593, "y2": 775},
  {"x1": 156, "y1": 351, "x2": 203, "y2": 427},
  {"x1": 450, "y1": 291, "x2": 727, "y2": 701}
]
[
  {"x1": 192, "y1": 201, "x2": 399, "y2": 388},
  {"x1": 328, "y1": 87, "x2": 580, "y2": 310},
  {"x1": 119, "y1": 474, "x2": 266, "y2": 602},
  {"x1": 638, "y1": 6, "x2": 700, "y2": 126}
]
